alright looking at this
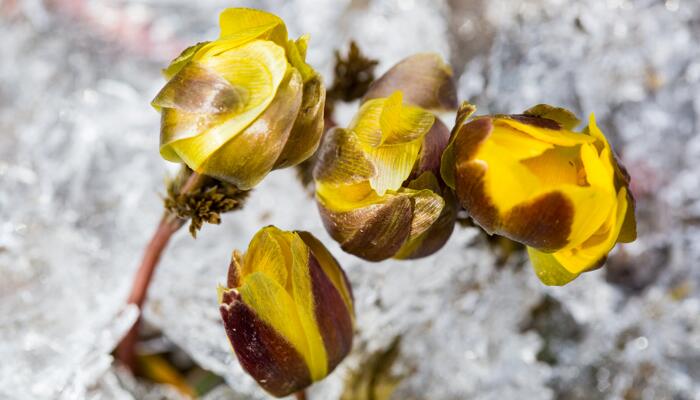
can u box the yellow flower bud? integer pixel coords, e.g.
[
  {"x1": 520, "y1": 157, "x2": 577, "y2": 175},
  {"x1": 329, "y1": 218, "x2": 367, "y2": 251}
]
[
  {"x1": 152, "y1": 8, "x2": 325, "y2": 190},
  {"x1": 313, "y1": 54, "x2": 458, "y2": 261},
  {"x1": 219, "y1": 226, "x2": 354, "y2": 397},
  {"x1": 442, "y1": 104, "x2": 637, "y2": 285}
]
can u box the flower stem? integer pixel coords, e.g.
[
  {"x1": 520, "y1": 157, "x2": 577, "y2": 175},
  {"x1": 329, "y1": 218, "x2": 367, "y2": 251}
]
[
  {"x1": 115, "y1": 171, "x2": 205, "y2": 372},
  {"x1": 294, "y1": 390, "x2": 307, "y2": 400}
]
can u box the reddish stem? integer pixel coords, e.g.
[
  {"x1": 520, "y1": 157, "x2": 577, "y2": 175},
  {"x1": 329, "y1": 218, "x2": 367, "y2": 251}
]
[
  {"x1": 295, "y1": 391, "x2": 307, "y2": 400},
  {"x1": 115, "y1": 213, "x2": 184, "y2": 371},
  {"x1": 115, "y1": 171, "x2": 205, "y2": 371}
]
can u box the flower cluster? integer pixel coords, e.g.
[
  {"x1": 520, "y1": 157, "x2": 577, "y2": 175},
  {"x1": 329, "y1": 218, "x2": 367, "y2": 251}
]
[{"x1": 148, "y1": 7, "x2": 637, "y2": 398}]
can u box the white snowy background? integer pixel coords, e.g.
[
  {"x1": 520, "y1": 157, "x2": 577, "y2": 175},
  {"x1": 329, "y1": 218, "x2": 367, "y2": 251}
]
[{"x1": 1, "y1": 0, "x2": 700, "y2": 399}]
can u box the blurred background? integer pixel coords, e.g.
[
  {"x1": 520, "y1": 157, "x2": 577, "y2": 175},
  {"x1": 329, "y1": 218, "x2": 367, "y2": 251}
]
[{"x1": 1, "y1": 0, "x2": 699, "y2": 399}]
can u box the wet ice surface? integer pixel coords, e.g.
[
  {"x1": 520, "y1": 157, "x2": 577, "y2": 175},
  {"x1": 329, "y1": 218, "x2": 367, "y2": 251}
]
[{"x1": 1, "y1": 0, "x2": 700, "y2": 399}]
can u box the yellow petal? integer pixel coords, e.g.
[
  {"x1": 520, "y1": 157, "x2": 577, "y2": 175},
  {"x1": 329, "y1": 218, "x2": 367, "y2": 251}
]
[
  {"x1": 584, "y1": 112, "x2": 606, "y2": 143},
  {"x1": 286, "y1": 35, "x2": 316, "y2": 83},
  {"x1": 153, "y1": 62, "x2": 246, "y2": 115},
  {"x1": 350, "y1": 93, "x2": 434, "y2": 147},
  {"x1": 490, "y1": 122, "x2": 555, "y2": 160},
  {"x1": 161, "y1": 42, "x2": 209, "y2": 81},
  {"x1": 498, "y1": 118, "x2": 596, "y2": 147},
  {"x1": 349, "y1": 98, "x2": 385, "y2": 147},
  {"x1": 564, "y1": 142, "x2": 616, "y2": 243},
  {"x1": 345, "y1": 94, "x2": 433, "y2": 195},
  {"x1": 316, "y1": 180, "x2": 378, "y2": 212},
  {"x1": 241, "y1": 226, "x2": 292, "y2": 288},
  {"x1": 553, "y1": 187, "x2": 629, "y2": 273},
  {"x1": 297, "y1": 231, "x2": 354, "y2": 320},
  {"x1": 515, "y1": 141, "x2": 615, "y2": 248},
  {"x1": 155, "y1": 62, "x2": 246, "y2": 161},
  {"x1": 473, "y1": 120, "x2": 557, "y2": 213},
  {"x1": 218, "y1": 8, "x2": 287, "y2": 47},
  {"x1": 287, "y1": 233, "x2": 328, "y2": 380},
  {"x1": 585, "y1": 113, "x2": 637, "y2": 244},
  {"x1": 363, "y1": 139, "x2": 424, "y2": 195},
  {"x1": 520, "y1": 145, "x2": 586, "y2": 187},
  {"x1": 477, "y1": 138, "x2": 541, "y2": 212},
  {"x1": 238, "y1": 272, "x2": 314, "y2": 371},
  {"x1": 313, "y1": 128, "x2": 376, "y2": 189},
  {"x1": 475, "y1": 121, "x2": 617, "y2": 250},
  {"x1": 378, "y1": 91, "x2": 435, "y2": 146},
  {"x1": 195, "y1": 8, "x2": 287, "y2": 66},
  {"x1": 197, "y1": 69, "x2": 302, "y2": 189},
  {"x1": 158, "y1": 108, "x2": 219, "y2": 162},
  {"x1": 137, "y1": 354, "x2": 195, "y2": 397},
  {"x1": 527, "y1": 247, "x2": 579, "y2": 286},
  {"x1": 274, "y1": 75, "x2": 326, "y2": 169},
  {"x1": 166, "y1": 40, "x2": 288, "y2": 170}
]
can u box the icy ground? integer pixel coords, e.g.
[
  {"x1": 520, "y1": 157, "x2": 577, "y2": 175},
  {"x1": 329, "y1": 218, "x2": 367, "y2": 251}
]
[{"x1": 1, "y1": 0, "x2": 700, "y2": 399}]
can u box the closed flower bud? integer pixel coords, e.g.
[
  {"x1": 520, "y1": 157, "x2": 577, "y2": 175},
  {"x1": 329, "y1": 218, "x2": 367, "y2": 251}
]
[
  {"x1": 152, "y1": 8, "x2": 325, "y2": 190},
  {"x1": 313, "y1": 54, "x2": 458, "y2": 261},
  {"x1": 219, "y1": 226, "x2": 354, "y2": 397},
  {"x1": 442, "y1": 104, "x2": 637, "y2": 285}
]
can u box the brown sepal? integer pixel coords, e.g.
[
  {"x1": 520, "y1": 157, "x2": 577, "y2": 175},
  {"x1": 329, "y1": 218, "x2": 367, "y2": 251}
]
[
  {"x1": 363, "y1": 53, "x2": 458, "y2": 111},
  {"x1": 402, "y1": 189, "x2": 458, "y2": 259},
  {"x1": 455, "y1": 160, "x2": 574, "y2": 251},
  {"x1": 501, "y1": 191, "x2": 574, "y2": 252},
  {"x1": 507, "y1": 114, "x2": 562, "y2": 130},
  {"x1": 412, "y1": 119, "x2": 450, "y2": 181},
  {"x1": 199, "y1": 69, "x2": 303, "y2": 190},
  {"x1": 453, "y1": 117, "x2": 499, "y2": 231},
  {"x1": 522, "y1": 104, "x2": 581, "y2": 130},
  {"x1": 454, "y1": 117, "x2": 493, "y2": 163},
  {"x1": 153, "y1": 63, "x2": 243, "y2": 115},
  {"x1": 227, "y1": 250, "x2": 243, "y2": 288},
  {"x1": 318, "y1": 196, "x2": 414, "y2": 262},
  {"x1": 454, "y1": 160, "x2": 499, "y2": 233},
  {"x1": 220, "y1": 293, "x2": 312, "y2": 397},
  {"x1": 275, "y1": 76, "x2": 326, "y2": 169},
  {"x1": 307, "y1": 253, "x2": 354, "y2": 371},
  {"x1": 611, "y1": 152, "x2": 637, "y2": 243}
]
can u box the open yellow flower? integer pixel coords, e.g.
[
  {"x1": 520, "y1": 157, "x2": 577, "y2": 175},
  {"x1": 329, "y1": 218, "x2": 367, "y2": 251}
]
[
  {"x1": 219, "y1": 226, "x2": 354, "y2": 397},
  {"x1": 442, "y1": 104, "x2": 637, "y2": 285},
  {"x1": 152, "y1": 8, "x2": 325, "y2": 190},
  {"x1": 314, "y1": 54, "x2": 458, "y2": 261}
]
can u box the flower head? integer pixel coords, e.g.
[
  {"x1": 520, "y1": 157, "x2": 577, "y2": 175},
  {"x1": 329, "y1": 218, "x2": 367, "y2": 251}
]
[
  {"x1": 314, "y1": 54, "x2": 458, "y2": 261},
  {"x1": 219, "y1": 226, "x2": 354, "y2": 397},
  {"x1": 152, "y1": 8, "x2": 325, "y2": 190},
  {"x1": 442, "y1": 104, "x2": 637, "y2": 285}
]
